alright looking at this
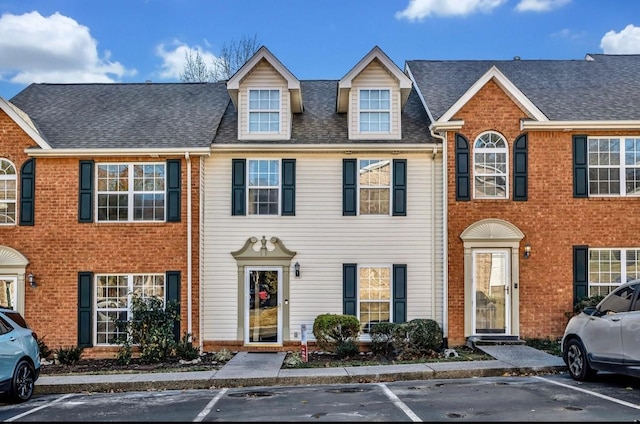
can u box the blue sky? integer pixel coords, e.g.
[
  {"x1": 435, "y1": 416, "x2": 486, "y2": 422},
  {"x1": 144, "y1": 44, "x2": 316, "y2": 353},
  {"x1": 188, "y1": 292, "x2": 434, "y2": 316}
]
[{"x1": 0, "y1": 0, "x2": 639, "y2": 100}]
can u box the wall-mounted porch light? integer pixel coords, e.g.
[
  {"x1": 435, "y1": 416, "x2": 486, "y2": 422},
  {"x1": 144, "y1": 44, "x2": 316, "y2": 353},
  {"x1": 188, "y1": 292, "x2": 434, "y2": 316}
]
[
  {"x1": 28, "y1": 273, "x2": 37, "y2": 288},
  {"x1": 294, "y1": 262, "x2": 300, "y2": 277},
  {"x1": 524, "y1": 243, "x2": 531, "y2": 259}
]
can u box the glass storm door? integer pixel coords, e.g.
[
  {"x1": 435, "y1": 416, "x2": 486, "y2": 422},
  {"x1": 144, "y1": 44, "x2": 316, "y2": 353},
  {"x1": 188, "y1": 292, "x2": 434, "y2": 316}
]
[
  {"x1": 0, "y1": 277, "x2": 16, "y2": 309},
  {"x1": 473, "y1": 250, "x2": 510, "y2": 335},
  {"x1": 245, "y1": 268, "x2": 281, "y2": 344}
]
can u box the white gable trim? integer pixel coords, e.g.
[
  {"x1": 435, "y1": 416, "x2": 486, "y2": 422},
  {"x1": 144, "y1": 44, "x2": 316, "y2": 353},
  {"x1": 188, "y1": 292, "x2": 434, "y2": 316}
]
[
  {"x1": 226, "y1": 46, "x2": 302, "y2": 113},
  {"x1": 439, "y1": 66, "x2": 548, "y2": 123},
  {"x1": 0, "y1": 98, "x2": 52, "y2": 149},
  {"x1": 337, "y1": 46, "x2": 412, "y2": 113}
]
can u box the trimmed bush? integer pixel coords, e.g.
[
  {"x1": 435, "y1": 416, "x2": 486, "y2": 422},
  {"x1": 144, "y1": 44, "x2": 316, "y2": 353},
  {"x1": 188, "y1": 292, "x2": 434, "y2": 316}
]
[
  {"x1": 370, "y1": 322, "x2": 400, "y2": 357},
  {"x1": 55, "y1": 346, "x2": 84, "y2": 365},
  {"x1": 312, "y1": 313, "x2": 360, "y2": 353},
  {"x1": 405, "y1": 318, "x2": 443, "y2": 352}
]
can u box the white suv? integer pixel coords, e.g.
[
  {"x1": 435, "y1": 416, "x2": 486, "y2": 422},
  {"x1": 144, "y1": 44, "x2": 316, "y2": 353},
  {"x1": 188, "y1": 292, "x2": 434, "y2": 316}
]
[{"x1": 561, "y1": 279, "x2": 640, "y2": 381}]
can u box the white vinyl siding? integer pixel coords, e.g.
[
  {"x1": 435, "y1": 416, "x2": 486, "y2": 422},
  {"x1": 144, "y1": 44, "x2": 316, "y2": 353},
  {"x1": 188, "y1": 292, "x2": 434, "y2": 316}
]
[
  {"x1": 201, "y1": 152, "x2": 444, "y2": 343},
  {"x1": 349, "y1": 60, "x2": 402, "y2": 140}
]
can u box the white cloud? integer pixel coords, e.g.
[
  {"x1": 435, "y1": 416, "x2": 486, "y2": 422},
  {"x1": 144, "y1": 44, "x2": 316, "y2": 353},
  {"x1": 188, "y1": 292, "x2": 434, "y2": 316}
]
[
  {"x1": 155, "y1": 41, "x2": 220, "y2": 80},
  {"x1": 515, "y1": 0, "x2": 570, "y2": 12},
  {"x1": 395, "y1": 0, "x2": 508, "y2": 21},
  {"x1": 0, "y1": 11, "x2": 135, "y2": 85},
  {"x1": 600, "y1": 24, "x2": 640, "y2": 54}
]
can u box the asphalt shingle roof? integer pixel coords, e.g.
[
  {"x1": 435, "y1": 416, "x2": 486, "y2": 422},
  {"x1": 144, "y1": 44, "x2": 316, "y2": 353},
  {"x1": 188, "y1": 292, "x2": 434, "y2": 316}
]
[
  {"x1": 406, "y1": 54, "x2": 640, "y2": 122},
  {"x1": 10, "y1": 82, "x2": 230, "y2": 149}
]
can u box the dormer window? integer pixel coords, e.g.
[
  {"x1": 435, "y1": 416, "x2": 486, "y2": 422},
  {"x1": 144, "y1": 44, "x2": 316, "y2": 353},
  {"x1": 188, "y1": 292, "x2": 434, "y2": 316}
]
[
  {"x1": 249, "y1": 89, "x2": 280, "y2": 133},
  {"x1": 359, "y1": 89, "x2": 390, "y2": 133}
]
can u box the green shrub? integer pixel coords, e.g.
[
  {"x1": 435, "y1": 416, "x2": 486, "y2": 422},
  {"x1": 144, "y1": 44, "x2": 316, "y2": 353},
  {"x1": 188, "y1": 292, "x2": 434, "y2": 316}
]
[
  {"x1": 370, "y1": 322, "x2": 400, "y2": 357},
  {"x1": 116, "y1": 343, "x2": 133, "y2": 365},
  {"x1": 115, "y1": 294, "x2": 180, "y2": 363},
  {"x1": 312, "y1": 313, "x2": 360, "y2": 353},
  {"x1": 55, "y1": 346, "x2": 84, "y2": 365},
  {"x1": 391, "y1": 319, "x2": 443, "y2": 358},
  {"x1": 37, "y1": 335, "x2": 52, "y2": 360},
  {"x1": 214, "y1": 348, "x2": 233, "y2": 362},
  {"x1": 335, "y1": 339, "x2": 360, "y2": 358},
  {"x1": 176, "y1": 333, "x2": 200, "y2": 361}
]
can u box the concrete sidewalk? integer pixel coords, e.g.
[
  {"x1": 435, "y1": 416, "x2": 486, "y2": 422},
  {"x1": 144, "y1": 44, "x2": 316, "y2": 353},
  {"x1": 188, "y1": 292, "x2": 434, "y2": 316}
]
[{"x1": 34, "y1": 345, "x2": 567, "y2": 395}]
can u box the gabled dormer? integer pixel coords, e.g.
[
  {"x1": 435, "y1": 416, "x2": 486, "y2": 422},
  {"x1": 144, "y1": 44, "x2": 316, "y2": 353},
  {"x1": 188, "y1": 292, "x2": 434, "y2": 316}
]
[
  {"x1": 226, "y1": 46, "x2": 303, "y2": 141},
  {"x1": 337, "y1": 46, "x2": 412, "y2": 140}
]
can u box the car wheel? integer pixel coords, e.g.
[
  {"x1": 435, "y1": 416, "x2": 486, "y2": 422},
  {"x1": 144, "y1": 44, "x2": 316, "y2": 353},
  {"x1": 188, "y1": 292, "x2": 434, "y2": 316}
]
[
  {"x1": 565, "y1": 338, "x2": 596, "y2": 381},
  {"x1": 10, "y1": 359, "x2": 36, "y2": 403}
]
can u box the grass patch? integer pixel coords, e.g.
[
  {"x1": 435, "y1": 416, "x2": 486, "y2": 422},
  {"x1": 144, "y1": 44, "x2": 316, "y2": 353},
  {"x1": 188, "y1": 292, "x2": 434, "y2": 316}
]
[{"x1": 525, "y1": 338, "x2": 562, "y2": 357}]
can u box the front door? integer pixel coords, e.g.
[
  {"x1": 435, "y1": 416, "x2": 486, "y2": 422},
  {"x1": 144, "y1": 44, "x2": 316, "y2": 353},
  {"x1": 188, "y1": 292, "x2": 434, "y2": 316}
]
[
  {"x1": 0, "y1": 276, "x2": 16, "y2": 309},
  {"x1": 473, "y1": 249, "x2": 510, "y2": 335},
  {"x1": 245, "y1": 267, "x2": 281, "y2": 344}
]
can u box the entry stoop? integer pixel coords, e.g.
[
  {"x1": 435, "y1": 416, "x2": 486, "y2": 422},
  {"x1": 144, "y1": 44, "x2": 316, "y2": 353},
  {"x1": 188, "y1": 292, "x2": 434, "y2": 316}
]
[{"x1": 467, "y1": 335, "x2": 526, "y2": 348}]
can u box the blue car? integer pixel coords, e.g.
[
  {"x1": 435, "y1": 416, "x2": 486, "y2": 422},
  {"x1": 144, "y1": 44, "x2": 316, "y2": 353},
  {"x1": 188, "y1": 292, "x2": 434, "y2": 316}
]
[{"x1": 0, "y1": 307, "x2": 41, "y2": 402}]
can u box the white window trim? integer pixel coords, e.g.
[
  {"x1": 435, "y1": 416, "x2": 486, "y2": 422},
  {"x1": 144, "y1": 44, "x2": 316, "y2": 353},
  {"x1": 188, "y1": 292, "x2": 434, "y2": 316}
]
[
  {"x1": 246, "y1": 158, "x2": 281, "y2": 216},
  {"x1": 473, "y1": 131, "x2": 509, "y2": 199},
  {"x1": 587, "y1": 136, "x2": 640, "y2": 197},
  {"x1": 94, "y1": 273, "x2": 166, "y2": 346},
  {"x1": 588, "y1": 248, "x2": 640, "y2": 297},
  {"x1": 247, "y1": 88, "x2": 282, "y2": 134},
  {"x1": 358, "y1": 158, "x2": 391, "y2": 216},
  {"x1": 0, "y1": 158, "x2": 17, "y2": 226},
  {"x1": 358, "y1": 88, "x2": 391, "y2": 134},
  {"x1": 357, "y1": 264, "x2": 393, "y2": 339},
  {"x1": 95, "y1": 162, "x2": 166, "y2": 223}
]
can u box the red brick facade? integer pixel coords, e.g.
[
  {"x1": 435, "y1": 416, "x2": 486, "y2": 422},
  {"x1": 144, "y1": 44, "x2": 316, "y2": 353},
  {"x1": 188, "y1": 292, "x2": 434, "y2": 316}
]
[
  {"x1": 445, "y1": 80, "x2": 640, "y2": 345},
  {"x1": 0, "y1": 109, "x2": 200, "y2": 358}
]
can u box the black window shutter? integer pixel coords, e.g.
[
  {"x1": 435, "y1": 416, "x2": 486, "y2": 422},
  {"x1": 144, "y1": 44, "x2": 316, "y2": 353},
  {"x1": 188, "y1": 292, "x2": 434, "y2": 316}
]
[
  {"x1": 573, "y1": 246, "x2": 589, "y2": 305},
  {"x1": 231, "y1": 159, "x2": 246, "y2": 216},
  {"x1": 166, "y1": 159, "x2": 181, "y2": 222},
  {"x1": 19, "y1": 159, "x2": 35, "y2": 226},
  {"x1": 77, "y1": 272, "x2": 94, "y2": 348},
  {"x1": 343, "y1": 159, "x2": 357, "y2": 216},
  {"x1": 513, "y1": 134, "x2": 528, "y2": 201},
  {"x1": 343, "y1": 264, "x2": 357, "y2": 316},
  {"x1": 166, "y1": 271, "x2": 181, "y2": 342},
  {"x1": 281, "y1": 159, "x2": 296, "y2": 216},
  {"x1": 392, "y1": 159, "x2": 407, "y2": 216},
  {"x1": 573, "y1": 135, "x2": 588, "y2": 198},
  {"x1": 393, "y1": 264, "x2": 407, "y2": 323},
  {"x1": 78, "y1": 160, "x2": 94, "y2": 223},
  {"x1": 455, "y1": 133, "x2": 470, "y2": 201}
]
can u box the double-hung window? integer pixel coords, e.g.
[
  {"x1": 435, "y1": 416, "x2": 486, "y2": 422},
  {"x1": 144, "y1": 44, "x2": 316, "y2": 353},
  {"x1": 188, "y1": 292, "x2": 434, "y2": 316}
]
[
  {"x1": 473, "y1": 131, "x2": 508, "y2": 199},
  {"x1": 588, "y1": 248, "x2": 640, "y2": 297},
  {"x1": 359, "y1": 89, "x2": 390, "y2": 133},
  {"x1": 588, "y1": 137, "x2": 640, "y2": 196},
  {"x1": 95, "y1": 274, "x2": 165, "y2": 345},
  {"x1": 248, "y1": 159, "x2": 280, "y2": 215},
  {"x1": 96, "y1": 163, "x2": 165, "y2": 222},
  {"x1": 359, "y1": 159, "x2": 391, "y2": 214},
  {"x1": 0, "y1": 159, "x2": 16, "y2": 224},
  {"x1": 343, "y1": 263, "x2": 407, "y2": 334},
  {"x1": 248, "y1": 89, "x2": 280, "y2": 133},
  {"x1": 359, "y1": 266, "x2": 392, "y2": 333}
]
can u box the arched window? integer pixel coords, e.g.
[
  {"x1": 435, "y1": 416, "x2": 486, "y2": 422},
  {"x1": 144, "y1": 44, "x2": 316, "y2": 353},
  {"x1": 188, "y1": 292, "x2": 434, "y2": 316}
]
[
  {"x1": 0, "y1": 159, "x2": 16, "y2": 224},
  {"x1": 473, "y1": 132, "x2": 508, "y2": 199}
]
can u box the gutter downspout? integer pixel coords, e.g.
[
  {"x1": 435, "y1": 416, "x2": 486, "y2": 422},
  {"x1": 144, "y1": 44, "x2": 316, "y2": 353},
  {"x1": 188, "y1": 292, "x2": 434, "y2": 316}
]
[
  {"x1": 431, "y1": 146, "x2": 438, "y2": 322},
  {"x1": 430, "y1": 128, "x2": 449, "y2": 347},
  {"x1": 185, "y1": 152, "x2": 193, "y2": 339}
]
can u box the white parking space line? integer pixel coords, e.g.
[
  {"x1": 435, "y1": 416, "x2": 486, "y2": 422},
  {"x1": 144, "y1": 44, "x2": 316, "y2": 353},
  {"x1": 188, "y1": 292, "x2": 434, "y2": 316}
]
[
  {"x1": 377, "y1": 383, "x2": 422, "y2": 422},
  {"x1": 535, "y1": 376, "x2": 640, "y2": 410},
  {"x1": 192, "y1": 388, "x2": 228, "y2": 422},
  {"x1": 4, "y1": 393, "x2": 75, "y2": 422}
]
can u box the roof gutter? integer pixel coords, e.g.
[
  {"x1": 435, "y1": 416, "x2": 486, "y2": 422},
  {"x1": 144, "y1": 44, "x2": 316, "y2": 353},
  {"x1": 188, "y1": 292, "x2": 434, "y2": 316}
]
[
  {"x1": 24, "y1": 147, "x2": 211, "y2": 158},
  {"x1": 210, "y1": 143, "x2": 439, "y2": 153},
  {"x1": 522, "y1": 120, "x2": 640, "y2": 131}
]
